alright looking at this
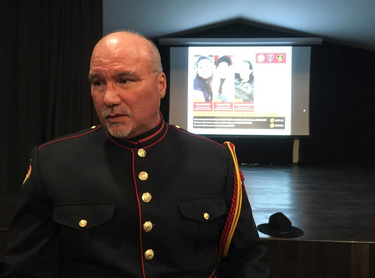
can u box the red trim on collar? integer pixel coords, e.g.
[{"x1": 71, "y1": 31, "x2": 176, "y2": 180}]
[
  {"x1": 112, "y1": 114, "x2": 164, "y2": 146},
  {"x1": 106, "y1": 121, "x2": 168, "y2": 150},
  {"x1": 121, "y1": 138, "x2": 139, "y2": 145},
  {"x1": 142, "y1": 124, "x2": 168, "y2": 150},
  {"x1": 138, "y1": 121, "x2": 165, "y2": 143},
  {"x1": 38, "y1": 126, "x2": 101, "y2": 150},
  {"x1": 106, "y1": 132, "x2": 133, "y2": 150},
  {"x1": 131, "y1": 150, "x2": 146, "y2": 278}
]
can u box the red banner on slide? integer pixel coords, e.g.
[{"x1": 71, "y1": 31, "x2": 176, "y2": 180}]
[
  {"x1": 214, "y1": 102, "x2": 233, "y2": 111},
  {"x1": 256, "y1": 53, "x2": 286, "y2": 63},
  {"x1": 234, "y1": 102, "x2": 254, "y2": 112},
  {"x1": 193, "y1": 102, "x2": 213, "y2": 111}
]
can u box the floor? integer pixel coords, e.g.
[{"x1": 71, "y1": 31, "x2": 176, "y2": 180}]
[{"x1": 243, "y1": 165, "x2": 375, "y2": 242}]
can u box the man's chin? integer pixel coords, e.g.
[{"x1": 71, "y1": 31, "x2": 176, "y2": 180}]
[{"x1": 106, "y1": 124, "x2": 132, "y2": 139}]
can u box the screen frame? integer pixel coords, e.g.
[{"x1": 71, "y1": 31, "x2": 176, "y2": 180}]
[{"x1": 164, "y1": 37, "x2": 322, "y2": 138}]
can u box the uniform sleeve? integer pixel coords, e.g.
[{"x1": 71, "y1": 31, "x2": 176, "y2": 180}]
[
  {"x1": 4, "y1": 146, "x2": 60, "y2": 278},
  {"x1": 217, "y1": 149, "x2": 270, "y2": 278}
]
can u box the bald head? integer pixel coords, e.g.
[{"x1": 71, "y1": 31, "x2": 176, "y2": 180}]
[
  {"x1": 89, "y1": 30, "x2": 167, "y2": 139},
  {"x1": 91, "y1": 31, "x2": 163, "y2": 74}
]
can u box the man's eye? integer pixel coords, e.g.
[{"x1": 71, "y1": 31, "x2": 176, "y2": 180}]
[
  {"x1": 119, "y1": 79, "x2": 128, "y2": 84},
  {"x1": 93, "y1": 81, "x2": 103, "y2": 86}
]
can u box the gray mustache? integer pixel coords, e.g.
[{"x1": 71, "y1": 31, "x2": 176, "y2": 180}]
[{"x1": 101, "y1": 107, "x2": 132, "y2": 118}]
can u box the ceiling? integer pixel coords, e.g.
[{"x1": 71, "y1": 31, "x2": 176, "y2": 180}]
[{"x1": 103, "y1": 0, "x2": 375, "y2": 52}]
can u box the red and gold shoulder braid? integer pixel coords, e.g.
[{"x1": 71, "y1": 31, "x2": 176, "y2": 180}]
[{"x1": 218, "y1": 141, "x2": 246, "y2": 259}]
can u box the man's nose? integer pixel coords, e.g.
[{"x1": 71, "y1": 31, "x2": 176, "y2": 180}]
[{"x1": 103, "y1": 84, "x2": 121, "y2": 106}]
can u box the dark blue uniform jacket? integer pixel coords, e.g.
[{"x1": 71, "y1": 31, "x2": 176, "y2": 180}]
[{"x1": 5, "y1": 119, "x2": 269, "y2": 278}]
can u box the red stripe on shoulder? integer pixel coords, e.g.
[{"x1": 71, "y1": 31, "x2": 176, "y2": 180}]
[
  {"x1": 170, "y1": 126, "x2": 225, "y2": 149},
  {"x1": 38, "y1": 126, "x2": 101, "y2": 150}
]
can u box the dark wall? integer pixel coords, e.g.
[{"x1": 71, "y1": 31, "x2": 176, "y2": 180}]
[{"x1": 157, "y1": 22, "x2": 375, "y2": 167}]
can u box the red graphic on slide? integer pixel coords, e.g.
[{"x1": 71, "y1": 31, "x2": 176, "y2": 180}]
[
  {"x1": 234, "y1": 102, "x2": 254, "y2": 112},
  {"x1": 214, "y1": 102, "x2": 233, "y2": 111},
  {"x1": 193, "y1": 102, "x2": 213, "y2": 111},
  {"x1": 256, "y1": 53, "x2": 286, "y2": 63}
]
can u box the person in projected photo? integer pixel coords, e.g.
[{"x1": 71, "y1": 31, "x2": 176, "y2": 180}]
[
  {"x1": 4, "y1": 31, "x2": 269, "y2": 278},
  {"x1": 193, "y1": 55, "x2": 214, "y2": 102},
  {"x1": 235, "y1": 60, "x2": 254, "y2": 102},
  {"x1": 214, "y1": 55, "x2": 234, "y2": 102}
]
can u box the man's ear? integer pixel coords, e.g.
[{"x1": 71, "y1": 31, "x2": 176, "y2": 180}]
[{"x1": 158, "y1": 72, "x2": 167, "y2": 99}]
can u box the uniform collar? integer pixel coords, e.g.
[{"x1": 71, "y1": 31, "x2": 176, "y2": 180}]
[{"x1": 106, "y1": 115, "x2": 168, "y2": 150}]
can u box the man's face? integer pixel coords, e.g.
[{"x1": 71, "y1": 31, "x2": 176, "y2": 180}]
[
  {"x1": 197, "y1": 59, "x2": 213, "y2": 80},
  {"x1": 89, "y1": 34, "x2": 166, "y2": 139}
]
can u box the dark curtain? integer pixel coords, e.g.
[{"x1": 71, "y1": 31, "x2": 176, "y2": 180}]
[
  {"x1": 299, "y1": 42, "x2": 375, "y2": 167},
  {"x1": 0, "y1": 0, "x2": 103, "y2": 241}
]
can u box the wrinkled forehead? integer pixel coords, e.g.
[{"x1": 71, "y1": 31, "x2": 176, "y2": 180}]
[{"x1": 90, "y1": 34, "x2": 153, "y2": 70}]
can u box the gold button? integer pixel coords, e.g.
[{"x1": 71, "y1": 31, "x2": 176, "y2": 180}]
[
  {"x1": 91, "y1": 125, "x2": 96, "y2": 129},
  {"x1": 203, "y1": 213, "x2": 210, "y2": 220},
  {"x1": 138, "y1": 171, "x2": 148, "y2": 181},
  {"x1": 143, "y1": 221, "x2": 153, "y2": 232},
  {"x1": 175, "y1": 125, "x2": 180, "y2": 128},
  {"x1": 142, "y1": 192, "x2": 152, "y2": 203},
  {"x1": 79, "y1": 219, "x2": 87, "y2": 227},
  {"x1": 137, "y1": 148, "x2": 146, "y2": 157},
  {"x1": 144, "y1": 249, "x2": 154, "y2": 260}
]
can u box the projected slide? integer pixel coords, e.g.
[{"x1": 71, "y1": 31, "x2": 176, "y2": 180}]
[{"x1": 188, "y1": 46, "x2": 292, "y2": 135}]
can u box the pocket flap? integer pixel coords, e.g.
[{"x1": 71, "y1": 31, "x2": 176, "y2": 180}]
[
  {"x1": 178, "y1": 197, "x2": 226, "y2": 223},
  {"x1": 53, "y1": 203, "x2": 115, "y2": 231}
]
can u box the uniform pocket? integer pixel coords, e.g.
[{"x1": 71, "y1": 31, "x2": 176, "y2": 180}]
[
  {"x1": 53, "y1": 202, "x2": 115, "y2": 230},
  {"x1": 178, "y1": 197, "x2": 226, "y2": 223},
  {"x1": 53, "y1": 202, "x2": 115, "y2": 259},
  {"x1": 178, "y1": 196, "x2": 227, "y2": 262}
]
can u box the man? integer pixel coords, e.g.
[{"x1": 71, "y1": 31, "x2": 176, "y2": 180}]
[{"x1": 5, "y1": 31, "x2": 269, "y2": 277}]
